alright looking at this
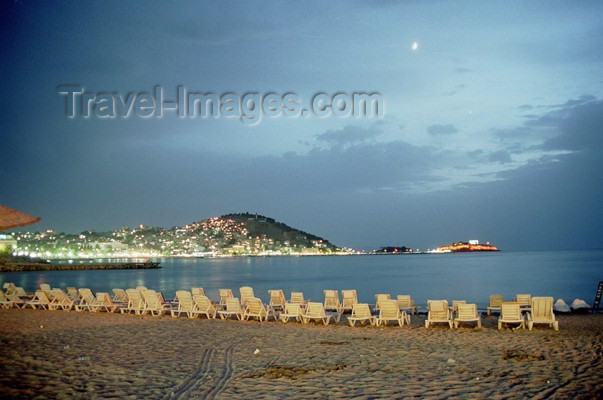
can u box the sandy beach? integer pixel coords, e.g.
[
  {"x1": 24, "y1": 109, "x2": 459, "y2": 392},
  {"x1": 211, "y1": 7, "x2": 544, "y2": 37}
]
[{"x1": 0, "y1": 309, "x2": 602, "y2": 399}]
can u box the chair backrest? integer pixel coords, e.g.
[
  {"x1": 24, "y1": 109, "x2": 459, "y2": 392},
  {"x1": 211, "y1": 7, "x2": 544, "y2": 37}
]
[
  {"x1": 457, "y1": 303, "x2": 477, "y2": 320},
  {"x1": 452, "y1": 300, "x2": 467, "y2": 312},
  {"x1": 284, "y1": 302, "x2": 302, "y2": 316},
  {"x1": 192, "y1": 287, "x2": 205, "y2": 296},
  {"x1": 245, "y1": 297, "x2": 265, "y2": 314},
  {"x1": 136, "y1": 286, "x2": 147, "y2": 296},
  {"x1": 126, "y1": 289, "x2": 143, "y2": 308},
  {"x1": 351, "y1": 303, "x2": 371, "y2": 318},
  {"x1": 379, "y1": 300, "x2": 400, "y2": 318},
  {"x1": 269, "y1": 290, "x2": 286, "y2": 307},
  {"x1": 193, "y1": 295, "x2": 213, "y2": 311},
  {"x1": 515, "y1": 294, "x2": 531, "y2": 306},
  {"x1": 143, "y1": 290, "x2": 160, "y2": 308},
  {"x1": 112, "y1": 288, "x2": 127, "y2": 302},
  {"x1": 240, "y1": 286, "x2": 255, "y2": 304},
  {"x1": 397, "y1": 295, "x2": 413, "y2": 308},
  {"x1": 79, "y1": 288, "x2": 95, "y2": 304},
  {"x1": 323, "y1": 290, "x2": 340, "y2": 308},
  {"x1": 290, "y1": 292, "x2": 305, "y2": 304},
  {"x1": 531, "y1": 297, "x2": 554, "y2": 319},
  {"x1": 341, "y1": 290, "x2": 358, "y2": 307},
  {"x1": 102, "y1": 293, "x2": 115, "y2": 307},
  {"x1": 67, "y1": 287, "x2": 79, "y2": 300},
  {"x1": 3, "y1": 283, "x2": 15, "y2": 295},
  {"x1": 176, "y1": 290, "x2": 192, "y2": 301},
  {"x1": 14, "y1": 287, "x2": 27, "y2": 297},
  {"x1": 428, "y1": 300, "x2": 449, "y2": 319},
  {"x1": 219, "y1": 289, "x2": 234, "y2": 304},
  {"x1": 501, "y1": 302, "x2": 522, "y2": 320},
  {"x1": 40, "y1": 283, "x2": 51, "y2": 292},
  {"x1": 306, "y1": 302, "x2": 326, "y2": 317},
  {"x1": 375, "y1": 293, "x2": 391, "y2": 309},
  {"x1": 35, "y1": 290, "x2": 51, "y2": 303},
  {"x1": 50, "y1": 289, "x2": 68, "y2": 302},
  {"x1": 176, "y1": 291, "x2": 193, "y2": 311},
  {"x1": 225, "y1": 297, "x2": 242, "y2": 312},
  {"x1": 489, "y1": 294, "x2": 504, "y2": 307}
]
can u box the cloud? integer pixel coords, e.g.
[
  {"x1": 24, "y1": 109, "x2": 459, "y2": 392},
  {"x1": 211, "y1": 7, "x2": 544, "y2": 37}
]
[
  {"x1": 315, "y1": 125, "x2": 383, "y2": 147},
  {"x1": 427, "y1": 124, "x2": 459, "y2": 135},
  {"x1": 488, "y1": 150, "x2": 512, "y2": 164}
]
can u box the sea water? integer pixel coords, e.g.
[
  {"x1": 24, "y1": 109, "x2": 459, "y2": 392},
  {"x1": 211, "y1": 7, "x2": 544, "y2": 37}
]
[{"x1": 2, "y1": 250, "x2": 602, "y2": 308}]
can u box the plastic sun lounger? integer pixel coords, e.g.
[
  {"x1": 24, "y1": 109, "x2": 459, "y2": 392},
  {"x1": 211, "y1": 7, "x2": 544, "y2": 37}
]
[
  {"x1": 527, "y1": 297, "x2": 559, "y2": 331},
  {"x1": 112, "y1": 288, "x2": 128, "y2": 304},
  {"x1": 240, "y1": 286, "x2": 255, "y2": 306},
  {"x1": 397, "y1": 295, "x2": 417, "y2": 315},
  {"x1": 218, "y1": 297, "x2": 244, "y2": 320},
  {"x1": 26, "y1": 290, "x2": 53, "y2": 310},
  {"x1": 302, "y1": 302, "x2": 332, "y2": 325},
  {"x1": 454, "y1": 303, "x2": 482, "y2": 329},
  {"x1": 50, "y1": 289, "x2": 76, "y2": 311},
  {"x1": 375, "y1": 294, "x2": 392, "y2": 311},
  {"x1": 290, "y1": 292, "x2": 306, "y2": 307},
  {"x1": 3, "y1": 283, "x2": 16, "y2": 296},
  {"x1": 242, "y1": 297, "x2": 271, "y2": 322},
  {"x1": 323, "y1": 290, "x2": 341, "y2": 312},
  {"x1": 6, "y1": 292, "x2": 27, "y2": 309},
  {"x1": 515, "y1": 294, "x2": 532, "y2": 310},
  {"x1": 142, "y1": 290, "x2": 170, "y2": 316},
  {"x1": 120, "y1": 289, "x2": 145, "y2": 315},
  {"x1": 348, "y1": 303, "x2": 375, "y2": 327},
  {"x1": 376, "y1": 300, "x2": 408, "y2": 327},
  {"x1": 75, "y1": 288, "x2": 96, "y2": 312},
  {"x1": 219, "y1": 289, "x2": 234, "y2": 307},
  {"x1": 279, "y1": 302, "x2": 304, "y2": 323},
  {"x1": 487, "y1": 294, "x2": 504, "y2": 315},
  {"x1": 268, "y1": 290, "x2": 287, "y2": 312},
  {"x1": 341, "y1": 290, "x2": 358, "y2": 313},
  {"x1": 425, "y1": 300, "x2": 453, "y2": 329},
  {"x1": 171, "y1": 291, "x2": 194, "y2": 318},
  {"x1": 498, "y1": 302, "x2": 525, "y2": 330},
  {"x1": 0, "y1": 290, "x2": 13, "y2": 309},
  {"x1": 89, "y1": 293, "x2": 119, "y2": 313},
  {"x1": 192, "y1": 287, "x2": 205, "y2": 296},
  {"x1": 192, "y1": 295, "x2": 217, "y2": 319},
  {"x1": 66, "y1": 287, "x2": 80, "y2": 301}
]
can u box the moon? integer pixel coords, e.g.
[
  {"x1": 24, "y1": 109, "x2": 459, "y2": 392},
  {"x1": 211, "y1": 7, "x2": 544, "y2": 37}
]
[{"x1": 411, "y1": 41, "x2": 419, "y2": 51}]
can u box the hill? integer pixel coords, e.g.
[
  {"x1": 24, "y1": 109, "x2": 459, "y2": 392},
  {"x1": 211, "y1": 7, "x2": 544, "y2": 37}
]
[{"x1": 8, "y1": 213, "x2": 341, "y2": 258}]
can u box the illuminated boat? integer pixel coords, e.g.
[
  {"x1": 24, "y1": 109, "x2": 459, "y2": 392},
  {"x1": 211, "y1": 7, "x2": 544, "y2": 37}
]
[{"x1": 436, "y1": 240, "x2": 499, "y2": 253}]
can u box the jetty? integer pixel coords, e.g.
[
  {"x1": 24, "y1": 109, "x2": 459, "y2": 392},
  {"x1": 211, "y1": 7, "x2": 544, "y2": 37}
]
[{"x1": 0, "y1": 261, "x2": 160, "y2": 272}]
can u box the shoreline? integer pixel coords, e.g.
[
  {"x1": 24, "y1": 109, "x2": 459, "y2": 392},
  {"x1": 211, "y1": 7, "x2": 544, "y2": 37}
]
[{"x1": 1, "y1": 309, "x2": 602, "y2": 398}]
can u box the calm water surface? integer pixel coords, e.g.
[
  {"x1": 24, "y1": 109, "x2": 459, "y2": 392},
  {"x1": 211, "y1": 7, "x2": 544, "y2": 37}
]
[{"x1": 2, "y1": 250, "x2": 602, "y2": 308}]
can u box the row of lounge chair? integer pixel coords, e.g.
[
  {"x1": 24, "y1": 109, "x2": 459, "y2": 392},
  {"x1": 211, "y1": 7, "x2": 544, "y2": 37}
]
[{"x1": 0, "y1": 283, "x2": 558, "y2": 330}]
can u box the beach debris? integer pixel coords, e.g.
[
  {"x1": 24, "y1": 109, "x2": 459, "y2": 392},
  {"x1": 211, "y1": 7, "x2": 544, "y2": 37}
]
[
  {"x1": 554, "y1": 299, "x2": 571, "y2": 313},
  {"x1": 39, "y1": 325, "x2": 44, "y2": 329},
  {"x1": 63, "y1": 345, "x2": 70, "y2": 350},
  {"x1": 447, "y1": 358, "x2": 456, "y2": 364},
  {"x1": 254, "y1": 349, "x2": 260, "y2": 355},
  {"x1": 570, "y1": 299, "x2": 591, "y2": 313}
]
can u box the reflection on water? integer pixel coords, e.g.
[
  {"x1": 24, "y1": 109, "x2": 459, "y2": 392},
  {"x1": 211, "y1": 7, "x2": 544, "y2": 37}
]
[{"x1": 1, "y1": 250, "x2": 602, "y2": 307}]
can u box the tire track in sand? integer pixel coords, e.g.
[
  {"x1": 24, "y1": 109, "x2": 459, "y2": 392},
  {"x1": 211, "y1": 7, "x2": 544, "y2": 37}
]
[
  {"x1": 163, "y1": 347, "x2": 215, "y2": 400},
  {"x1": 204, "y1": 343, "x2": 237, "y2": 399}
]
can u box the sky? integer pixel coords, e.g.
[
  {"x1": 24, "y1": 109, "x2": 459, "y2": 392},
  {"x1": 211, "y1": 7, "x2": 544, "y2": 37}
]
[{"x1": 1, "y1": 1, "x2": 602, "y2": 251}]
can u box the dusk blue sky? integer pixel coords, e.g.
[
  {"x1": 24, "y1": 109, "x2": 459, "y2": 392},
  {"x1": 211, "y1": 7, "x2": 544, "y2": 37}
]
[{"x1": 1, "y1": 1, "x2": 602, "y2": 251}]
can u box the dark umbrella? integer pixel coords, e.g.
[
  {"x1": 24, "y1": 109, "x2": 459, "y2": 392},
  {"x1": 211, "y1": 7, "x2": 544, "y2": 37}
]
[{"x1": 0, "y1": 205, "x2": 41, "y2": 231}]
